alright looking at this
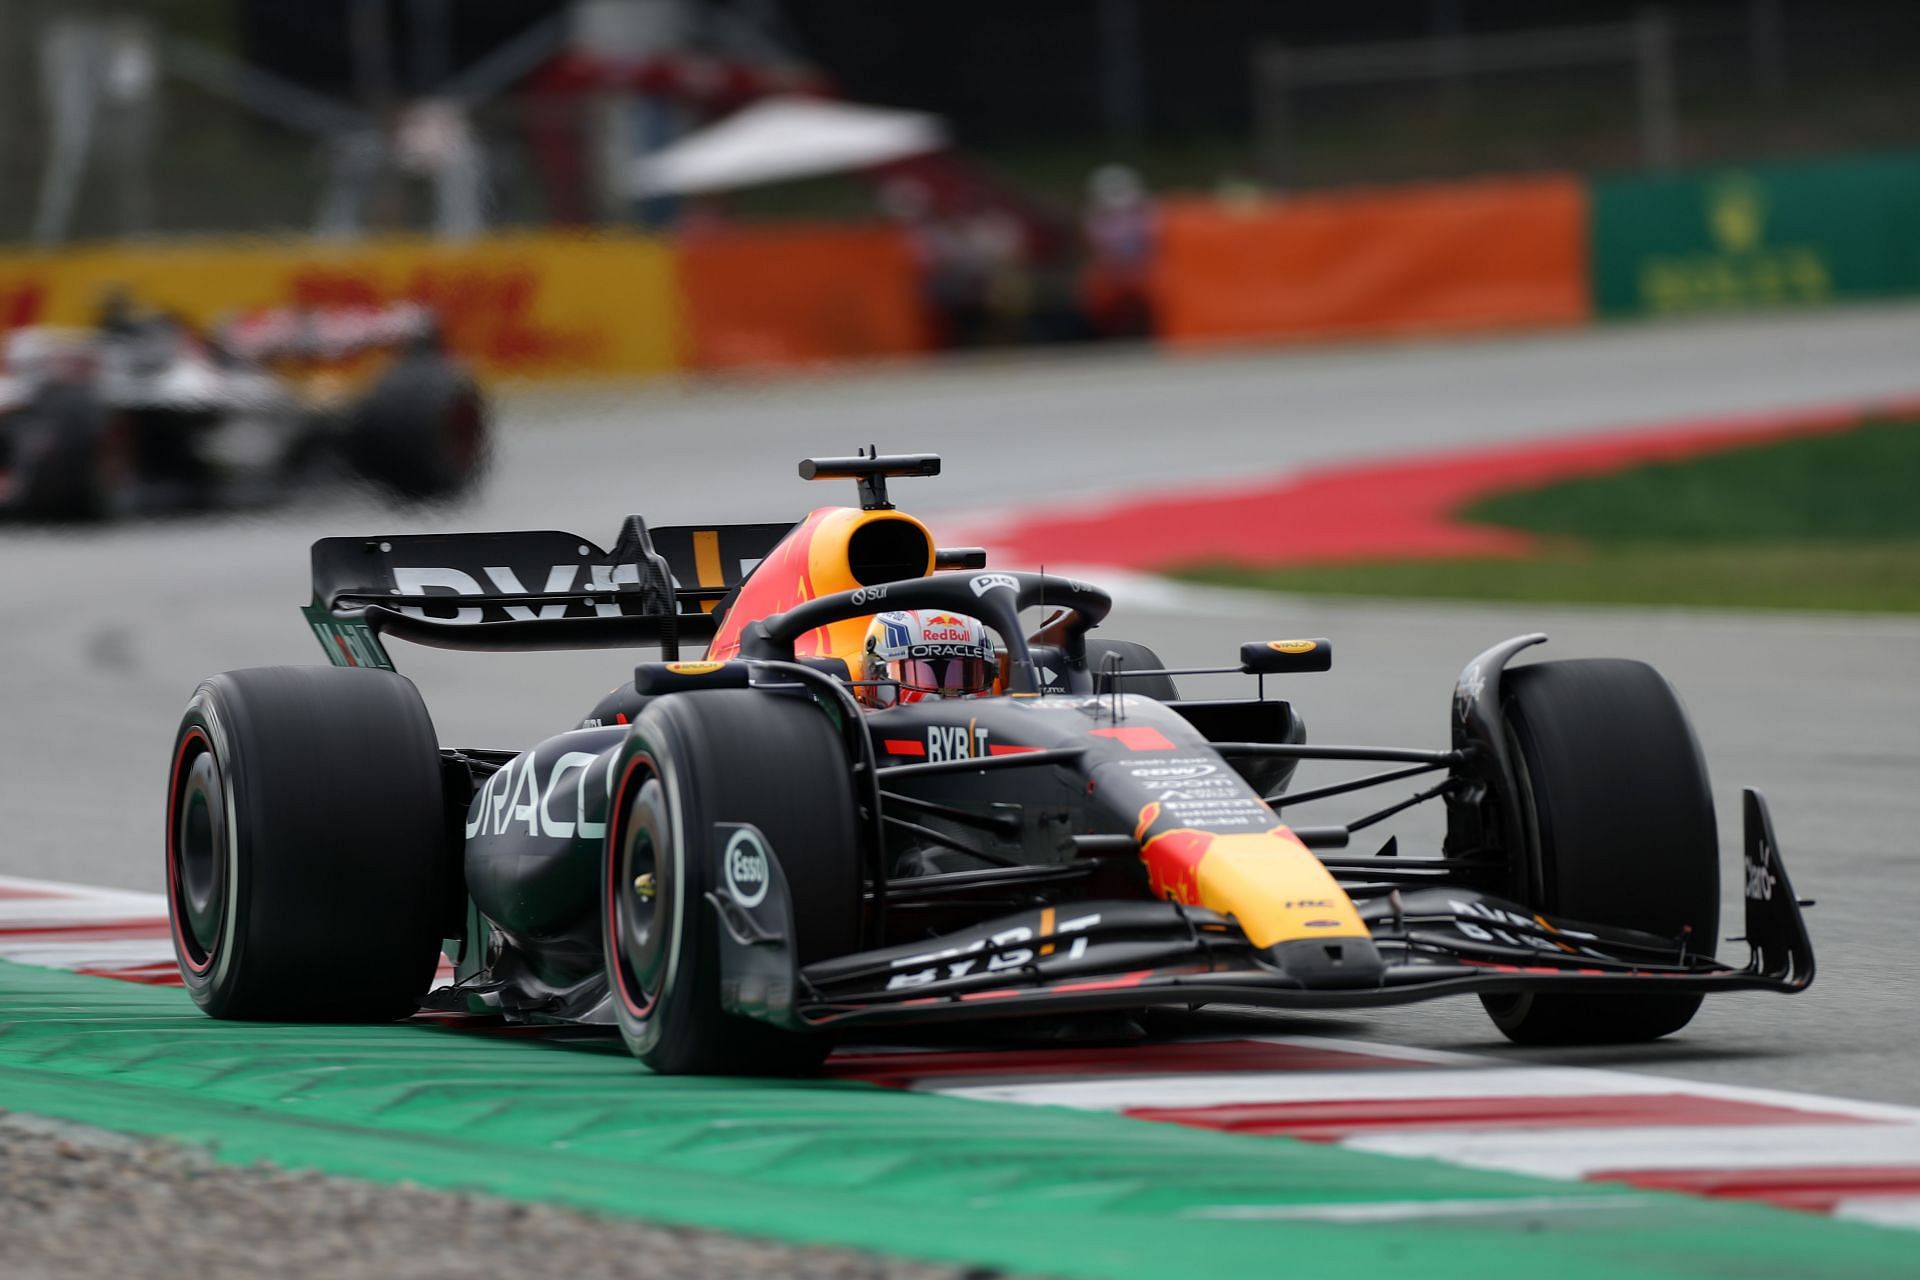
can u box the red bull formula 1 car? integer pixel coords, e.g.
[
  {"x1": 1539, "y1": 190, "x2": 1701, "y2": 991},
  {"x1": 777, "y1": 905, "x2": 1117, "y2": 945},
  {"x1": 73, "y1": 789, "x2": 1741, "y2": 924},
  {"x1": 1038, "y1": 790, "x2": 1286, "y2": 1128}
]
[{"x1": 164, "y1": 452, "x2": 1814, "y2": 1073}]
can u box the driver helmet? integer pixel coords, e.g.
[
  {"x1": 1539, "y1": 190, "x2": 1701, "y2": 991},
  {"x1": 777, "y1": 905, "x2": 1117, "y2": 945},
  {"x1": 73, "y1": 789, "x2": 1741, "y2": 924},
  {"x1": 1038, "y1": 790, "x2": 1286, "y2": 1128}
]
[{"x1": 858, "y1": 609, "x2": 996, "y2": 708}]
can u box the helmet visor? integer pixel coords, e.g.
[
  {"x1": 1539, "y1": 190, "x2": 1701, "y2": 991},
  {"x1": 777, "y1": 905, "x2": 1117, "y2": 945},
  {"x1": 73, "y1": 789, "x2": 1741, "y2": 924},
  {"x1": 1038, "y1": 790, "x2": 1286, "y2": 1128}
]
[{"x1": 895, "y1": 656, "x2": 994, "y2": 697}]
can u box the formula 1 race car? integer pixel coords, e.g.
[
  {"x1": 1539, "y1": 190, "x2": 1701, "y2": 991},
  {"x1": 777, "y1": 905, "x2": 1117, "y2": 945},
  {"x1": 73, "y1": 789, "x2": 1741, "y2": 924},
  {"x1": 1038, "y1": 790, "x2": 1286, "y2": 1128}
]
[
  {"x1": 164, "y1": 451, "x2": 1814, "y2": 1073},
  {"x1": 0, "y1": 298, "x2": 487, "y2": 520}
]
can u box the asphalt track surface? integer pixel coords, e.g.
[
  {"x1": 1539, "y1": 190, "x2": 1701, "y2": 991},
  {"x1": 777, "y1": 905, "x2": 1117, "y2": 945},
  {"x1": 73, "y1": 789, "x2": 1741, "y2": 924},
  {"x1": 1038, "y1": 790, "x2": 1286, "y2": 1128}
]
[{"x1": 4, "y1": 302, "x2": 1918, "y2": 1109}]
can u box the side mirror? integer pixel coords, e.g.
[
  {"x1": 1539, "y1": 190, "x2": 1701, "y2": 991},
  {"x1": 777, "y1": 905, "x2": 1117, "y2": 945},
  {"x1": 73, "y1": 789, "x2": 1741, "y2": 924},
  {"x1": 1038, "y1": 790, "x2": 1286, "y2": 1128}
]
[
  {"x1": 934, "y1": 546, "x2": 988, "y2": 570},
  {"x1": 1240, "y1": 638, "x2": 1332, "y2": 674}
]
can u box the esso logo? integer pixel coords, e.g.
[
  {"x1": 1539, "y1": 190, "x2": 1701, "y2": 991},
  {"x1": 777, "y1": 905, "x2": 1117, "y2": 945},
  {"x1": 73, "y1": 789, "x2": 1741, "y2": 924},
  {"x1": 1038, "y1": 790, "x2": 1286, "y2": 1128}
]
[
  {"x1": 1129, "y1": 763, "x2": 1216, "y2": 780},
  {"x1": 723, "y1": 828, "x2": 770, "y2": 908}
]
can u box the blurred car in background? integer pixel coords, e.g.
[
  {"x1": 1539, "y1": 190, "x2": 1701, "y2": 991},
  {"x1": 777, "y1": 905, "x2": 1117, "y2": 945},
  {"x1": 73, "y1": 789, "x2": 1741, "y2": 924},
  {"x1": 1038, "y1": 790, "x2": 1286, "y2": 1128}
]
[{"x1": 0, "y1": 296, "x2": 488, "y2": 520}]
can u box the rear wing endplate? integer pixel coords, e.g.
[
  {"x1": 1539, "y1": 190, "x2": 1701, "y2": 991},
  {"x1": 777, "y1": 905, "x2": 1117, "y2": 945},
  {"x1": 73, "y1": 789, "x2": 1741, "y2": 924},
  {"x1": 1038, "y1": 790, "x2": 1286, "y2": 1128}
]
[{"x1": 303, "y1": 516, "x2": 793, "y2": 669}]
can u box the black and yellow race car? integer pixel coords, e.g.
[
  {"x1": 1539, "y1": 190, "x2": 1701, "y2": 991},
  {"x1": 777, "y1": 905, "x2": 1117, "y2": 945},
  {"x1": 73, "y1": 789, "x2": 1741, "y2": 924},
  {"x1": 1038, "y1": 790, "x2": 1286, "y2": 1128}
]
[{"x1": 164, "y1": 452, "x2": 1813, "y2": 1073}]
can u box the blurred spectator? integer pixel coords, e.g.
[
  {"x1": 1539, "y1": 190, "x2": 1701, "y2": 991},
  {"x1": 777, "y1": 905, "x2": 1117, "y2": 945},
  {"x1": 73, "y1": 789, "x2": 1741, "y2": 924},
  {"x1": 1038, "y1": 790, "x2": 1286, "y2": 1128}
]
[
  {"x1": 1212, "y1": 170, "x2": 1269, "y2": 213},
  {"x1": 883, "y1": 177, "x2": 1035, "y2": 350},
  {"x1": 1079, "y1": 163, "x2": 1158, "y2": 340},
  {"x1": 962, "y1": 202, "x2": 1034, "y2": 347}
]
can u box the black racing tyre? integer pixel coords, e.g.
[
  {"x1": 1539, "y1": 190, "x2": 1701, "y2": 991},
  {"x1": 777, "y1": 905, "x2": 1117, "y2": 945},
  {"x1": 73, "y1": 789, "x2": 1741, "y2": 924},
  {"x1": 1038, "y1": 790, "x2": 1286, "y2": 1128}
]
[
  {"x1": 604, "y1": 689, "x2": 862, "y2": 1075},
  {"x1": 12, "y1": 385, "x2": 130, "y2": 521},
  {"x1": 1088, "y1": 638, "x2": 1180, "y2": 701},
  {"x1": 1481, "y1": 659, "x2": 1719, "y2": 1045},
  {"x1": 165, "y1": 666, "x2": 449, "y2": 1020},
  {"x1": 344, "y1": 353, "x2": 489, "y2": 501}
]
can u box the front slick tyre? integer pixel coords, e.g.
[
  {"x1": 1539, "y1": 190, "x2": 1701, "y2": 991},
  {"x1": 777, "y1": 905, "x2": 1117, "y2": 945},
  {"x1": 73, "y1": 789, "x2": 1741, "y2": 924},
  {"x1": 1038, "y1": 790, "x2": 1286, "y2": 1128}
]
[
  {"x1": 165, "y1": 666, "x2": 449, "y2": 1020},
  {"x1": 1482, "y1": 659, "x2": 1719, "y2": 1045},
  {"x1": 605, "y1": 690, "x2": 860, "y2": 1076}
]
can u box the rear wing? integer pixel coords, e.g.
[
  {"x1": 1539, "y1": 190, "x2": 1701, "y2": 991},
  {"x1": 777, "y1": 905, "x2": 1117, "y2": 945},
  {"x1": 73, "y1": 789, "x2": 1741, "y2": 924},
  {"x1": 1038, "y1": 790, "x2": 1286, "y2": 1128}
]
[{"x1": 303, "y1": 516, "x2": 794, "y2": 670}]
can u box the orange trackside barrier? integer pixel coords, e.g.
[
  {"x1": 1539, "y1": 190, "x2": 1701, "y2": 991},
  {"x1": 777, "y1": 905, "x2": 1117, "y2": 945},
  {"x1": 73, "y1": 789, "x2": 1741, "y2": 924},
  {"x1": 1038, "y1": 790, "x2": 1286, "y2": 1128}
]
[
  {"x1": 675, "y1": 224, "x2": 932, "y2": 370},
  {"x1": 1150, "y1": 174, "x2": 1590, "y2": 346}
]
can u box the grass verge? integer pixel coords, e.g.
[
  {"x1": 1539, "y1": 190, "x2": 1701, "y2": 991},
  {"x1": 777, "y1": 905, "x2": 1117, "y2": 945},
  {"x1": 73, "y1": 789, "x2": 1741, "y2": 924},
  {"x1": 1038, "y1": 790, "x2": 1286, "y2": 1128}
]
[
  {"x1": 1176, "y1": 419, "x2": 1920, "y2": 612},
  {"x1": 1463, "y1": 419, "x2": 1920, "y2": 542},
  {"x1": 1181, "y1": 542, "x2": 1920, "y2": 612}
]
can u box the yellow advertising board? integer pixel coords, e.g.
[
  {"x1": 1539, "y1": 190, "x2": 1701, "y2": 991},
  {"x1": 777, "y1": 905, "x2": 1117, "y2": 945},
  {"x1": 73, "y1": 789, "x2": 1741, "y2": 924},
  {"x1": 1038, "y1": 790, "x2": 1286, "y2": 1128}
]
[{"x1": 0, "y1": 231, "x2": 682, "y2": 380}]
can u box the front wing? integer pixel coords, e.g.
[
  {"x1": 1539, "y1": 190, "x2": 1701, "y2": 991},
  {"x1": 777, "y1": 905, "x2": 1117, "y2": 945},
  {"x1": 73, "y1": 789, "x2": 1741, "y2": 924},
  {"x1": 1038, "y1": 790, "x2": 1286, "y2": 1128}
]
[{"x1": 712, "y1": 790, "x2": 1813, "y2": 1031}]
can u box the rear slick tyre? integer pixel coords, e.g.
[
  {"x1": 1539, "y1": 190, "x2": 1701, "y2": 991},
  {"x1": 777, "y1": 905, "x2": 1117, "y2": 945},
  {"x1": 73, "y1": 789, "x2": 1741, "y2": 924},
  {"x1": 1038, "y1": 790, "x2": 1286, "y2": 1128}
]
[
  {"x1": 1481, "y1": 658, "x2": 1720, "y2": 1045},
  {"x1": 344, "y1": 354, "x2": 489, "y2": 501},
  {"x1": 604, "y1": 689, "x2": 861, "y2": 1075},
  {"x1": 165, "y1": 666, "x2": 449, "y2": 1020}
]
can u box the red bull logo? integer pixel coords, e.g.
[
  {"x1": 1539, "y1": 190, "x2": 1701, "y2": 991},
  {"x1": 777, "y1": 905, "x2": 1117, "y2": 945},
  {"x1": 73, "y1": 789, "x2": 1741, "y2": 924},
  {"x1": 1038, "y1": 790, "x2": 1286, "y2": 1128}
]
[
  {"x1": 1134, "y1": 802, "x2": 1211, "y2": 904},
  {"x1": 920, "y1": 613, "x2": 972, "y2": 641},
  {"x1": 1141, "y1": 827, "x2": 1214, "y2": 905}
]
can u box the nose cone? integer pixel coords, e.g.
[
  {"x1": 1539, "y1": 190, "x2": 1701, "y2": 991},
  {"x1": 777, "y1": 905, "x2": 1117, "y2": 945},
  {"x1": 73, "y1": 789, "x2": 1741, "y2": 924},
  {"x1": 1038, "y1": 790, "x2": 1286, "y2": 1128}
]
[{"x1": 1265, "y1": 936, "x2": 1387, "y2": 989}]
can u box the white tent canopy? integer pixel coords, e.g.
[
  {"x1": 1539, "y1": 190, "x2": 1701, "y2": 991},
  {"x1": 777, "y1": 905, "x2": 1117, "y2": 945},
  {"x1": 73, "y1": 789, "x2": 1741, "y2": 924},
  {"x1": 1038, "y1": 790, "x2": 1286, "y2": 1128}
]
[{"x1": 630, "y1": 97, "x2": 947, "y2": 197}]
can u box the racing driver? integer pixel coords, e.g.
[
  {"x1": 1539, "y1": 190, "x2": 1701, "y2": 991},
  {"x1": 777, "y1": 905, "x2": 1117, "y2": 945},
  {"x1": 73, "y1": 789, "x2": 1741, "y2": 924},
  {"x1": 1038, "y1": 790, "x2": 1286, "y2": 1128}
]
[{"x1": 856, "y1": 609, "x2": 998, "y2": 708}]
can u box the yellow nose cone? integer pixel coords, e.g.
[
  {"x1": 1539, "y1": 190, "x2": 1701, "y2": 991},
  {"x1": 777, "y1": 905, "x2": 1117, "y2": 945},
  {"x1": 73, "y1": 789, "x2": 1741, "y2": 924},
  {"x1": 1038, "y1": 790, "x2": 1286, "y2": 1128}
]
[{"x1": 1192, "y1": 829, "x2": 1370, "y2": 949}]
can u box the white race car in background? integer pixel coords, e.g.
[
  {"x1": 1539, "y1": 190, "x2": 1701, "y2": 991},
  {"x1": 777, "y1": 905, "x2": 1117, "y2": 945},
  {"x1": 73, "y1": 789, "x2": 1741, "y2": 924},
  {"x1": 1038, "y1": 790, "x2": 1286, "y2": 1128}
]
[{"x1": 0, "y1": 299, "x2": 488, "y2": 520}]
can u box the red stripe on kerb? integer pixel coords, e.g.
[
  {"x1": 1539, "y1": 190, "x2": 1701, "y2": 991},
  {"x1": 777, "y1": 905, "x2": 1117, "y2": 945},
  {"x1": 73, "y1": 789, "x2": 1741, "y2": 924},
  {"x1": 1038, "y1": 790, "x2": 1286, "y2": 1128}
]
[
  {"x1": 74, "y1": 963, "x2": 184, "y2": 987},
  {"x1": 0, "y1": 885, "x2": 63, "y2": 900},
  {"x1": 1591, "y1": 1165, "x2": 1920, "y2": 1214},
  {"x1": 1124, "y1": 1093, "x2": 1877, "y2": 1142},
  {"x1": 883, "y1": 738, "x2": 926, "y2": 757},
  {"x1": 828, "y1": 1038, "x2": 1416, "y2": 1087}
]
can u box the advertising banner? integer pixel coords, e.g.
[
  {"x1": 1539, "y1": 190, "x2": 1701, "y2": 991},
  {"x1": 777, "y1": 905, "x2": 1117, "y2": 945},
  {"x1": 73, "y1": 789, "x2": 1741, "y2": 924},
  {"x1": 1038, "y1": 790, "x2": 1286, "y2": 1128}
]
[
  {"x1": 675, "y1": 224, "x2": 929, "y2": 370},
  {"x1": 1150, "y1": 175, "x2": 1589, "y2": 345},
  {"x1": 0, "y1": 232, "x2": 682, "y2": 380},
  {"x1": 1590, "y1": 151, "x2": 1920, "y2": 317}
]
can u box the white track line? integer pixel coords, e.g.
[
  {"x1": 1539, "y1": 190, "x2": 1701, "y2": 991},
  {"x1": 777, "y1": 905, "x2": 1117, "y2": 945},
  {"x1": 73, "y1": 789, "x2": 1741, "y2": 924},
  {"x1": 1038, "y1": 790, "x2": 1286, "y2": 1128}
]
[
  {"x1": 0, "y1": 938, "x2": 178, "y2": 970},
  {"x1": 0, "y1": 878, "x2": 171, "y2": 975},
  {"x1": 1837, "y1": 1199, "x2": 1920, "y2": 1228},
  {"x1": 0, "y1": 873, "x2": 164, "y2": 900},
  {"x1": 1345, "y1": 1123, "x2": 1920, "y2": 1179},
  {"x1": 932, "y1": 1066, "x2": 1692, "y2": 1110},
  {"x1": 1187, "y1": 1194, "x2": 1657, "y2": 1222}
]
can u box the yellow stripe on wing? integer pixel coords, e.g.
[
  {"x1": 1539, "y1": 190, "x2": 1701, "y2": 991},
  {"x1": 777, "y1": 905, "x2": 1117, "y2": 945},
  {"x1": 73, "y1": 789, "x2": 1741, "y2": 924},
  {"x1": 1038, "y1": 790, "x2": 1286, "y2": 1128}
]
[{"x1": 692, "y1": 529, "x2": 725, "y2": 613}]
